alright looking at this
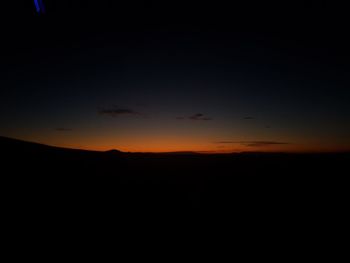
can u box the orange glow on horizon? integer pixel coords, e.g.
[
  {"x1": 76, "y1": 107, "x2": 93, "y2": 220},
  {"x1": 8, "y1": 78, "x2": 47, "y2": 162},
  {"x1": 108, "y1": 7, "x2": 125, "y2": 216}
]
[
  {"x1": 27, "y1": 137, "x2": 350, "y2": 154},
  {"x1": 6, "y1": 132, "x2": 349, "y2": 154}
]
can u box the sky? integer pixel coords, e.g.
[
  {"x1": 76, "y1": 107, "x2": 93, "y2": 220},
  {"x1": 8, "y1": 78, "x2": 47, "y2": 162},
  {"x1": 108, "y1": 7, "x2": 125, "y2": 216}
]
[{"x1": 0, "y1": 1, "x2": 349, "y2": 152}]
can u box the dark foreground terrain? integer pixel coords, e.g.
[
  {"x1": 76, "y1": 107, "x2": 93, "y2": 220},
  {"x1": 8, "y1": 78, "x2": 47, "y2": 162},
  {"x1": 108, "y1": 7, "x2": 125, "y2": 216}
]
[{"x1": 1, "y1": 136, "x2": 348, "y2": 235}]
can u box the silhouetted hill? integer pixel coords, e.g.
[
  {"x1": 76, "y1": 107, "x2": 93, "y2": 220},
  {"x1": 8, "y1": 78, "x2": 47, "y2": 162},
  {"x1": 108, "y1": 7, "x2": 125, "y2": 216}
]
[
  {"x1": 0, "y1": 135, "x2": 55, "y2": 152},
  {"x1": 0, "y1": 135, "x2": 100, "y2": 156},
  {"x1": 1, "y1": 135, "x2": 348, "y2": 233}
]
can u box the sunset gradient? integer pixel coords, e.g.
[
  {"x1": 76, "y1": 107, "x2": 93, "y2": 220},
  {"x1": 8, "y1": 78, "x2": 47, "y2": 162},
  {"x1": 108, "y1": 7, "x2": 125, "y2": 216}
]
[{"x1": 1, "y1": 1, "x2": 349, "y2": 154}]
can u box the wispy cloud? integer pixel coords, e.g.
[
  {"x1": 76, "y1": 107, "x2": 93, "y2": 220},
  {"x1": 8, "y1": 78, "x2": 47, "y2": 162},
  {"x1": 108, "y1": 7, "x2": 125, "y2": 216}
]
[
  {"x1": 190, "y1": 113, "x2": 212, "y2": 121},
  {"x1": 55, "y1": 128, "x2": 73, "y2": 132},
  {"x1": 241, "y1": 141, "x2": 290, "y2": 147},
  {"x1": 98, "y1": 106, "x2": 141, "y2": 117},
  {"x1": 243, "y1": 116, "x2": 255, "y2": 120},
  {"x1": 215, "y1": 141, "x2": 290, "y2": 147},
  {"x1": 176, "y1": 113, "x2": 213, "y2": 121}
]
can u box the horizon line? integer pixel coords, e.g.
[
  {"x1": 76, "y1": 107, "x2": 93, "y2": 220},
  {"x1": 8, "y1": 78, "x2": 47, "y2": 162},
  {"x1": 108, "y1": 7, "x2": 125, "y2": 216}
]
[{"x1": 1, "y1": 135, "x2": 349, "y2": 155}]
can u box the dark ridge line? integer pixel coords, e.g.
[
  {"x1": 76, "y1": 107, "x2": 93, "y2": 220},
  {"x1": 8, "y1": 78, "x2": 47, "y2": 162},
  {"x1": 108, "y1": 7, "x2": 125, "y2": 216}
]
[{"x1": 1, "y1": 135, "x2": 349, "y2": 156}]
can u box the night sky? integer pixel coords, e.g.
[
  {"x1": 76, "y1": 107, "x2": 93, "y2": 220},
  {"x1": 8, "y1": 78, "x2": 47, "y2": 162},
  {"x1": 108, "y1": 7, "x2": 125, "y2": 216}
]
[{"x1": 1, "y1": 1, "x2": 349, "y2": 152}]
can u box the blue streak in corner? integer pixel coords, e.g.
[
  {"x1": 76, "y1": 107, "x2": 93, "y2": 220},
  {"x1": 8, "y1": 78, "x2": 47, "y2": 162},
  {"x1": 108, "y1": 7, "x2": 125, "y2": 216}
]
[
  {"x1": 34, "y1": 0, "x2": 45, "y2": 14},
  {"x1": 34, "y1": 0, "x2": 41, "y2": 13}
]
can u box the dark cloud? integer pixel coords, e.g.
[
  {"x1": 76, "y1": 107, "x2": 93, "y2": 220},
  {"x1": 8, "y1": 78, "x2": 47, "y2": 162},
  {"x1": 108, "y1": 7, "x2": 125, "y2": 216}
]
[
  {"x1": 98, "y1": 106, "x2": 141, "y2": 117},
  {"x1": 175, "y1": 113, "x2": 212, "y2": 121},
  {"x1": 243, "y1": 116, "x2": 255, "y2": 120},
  {"x1": 55, "y1": 128, "x2": 72, "y2": 132},
  {"x1": 190, "y1": 113, "x2": 204, "y2": 119},
  {"x1": 215, "y1": 141, "x2": 290, "y2": 147},
  {"x1": 189, "y1": 113, "x2": 212, "y2": 121},
  {"x1": 241, "y1": 141, "x2": 290, "y2": 147}
]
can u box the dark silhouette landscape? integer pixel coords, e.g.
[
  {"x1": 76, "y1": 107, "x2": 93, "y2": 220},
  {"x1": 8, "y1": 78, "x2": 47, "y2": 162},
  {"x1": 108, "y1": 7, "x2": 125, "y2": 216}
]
[{"x1": 2, "y1": 136, "x2": 348, "y2": 218}]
